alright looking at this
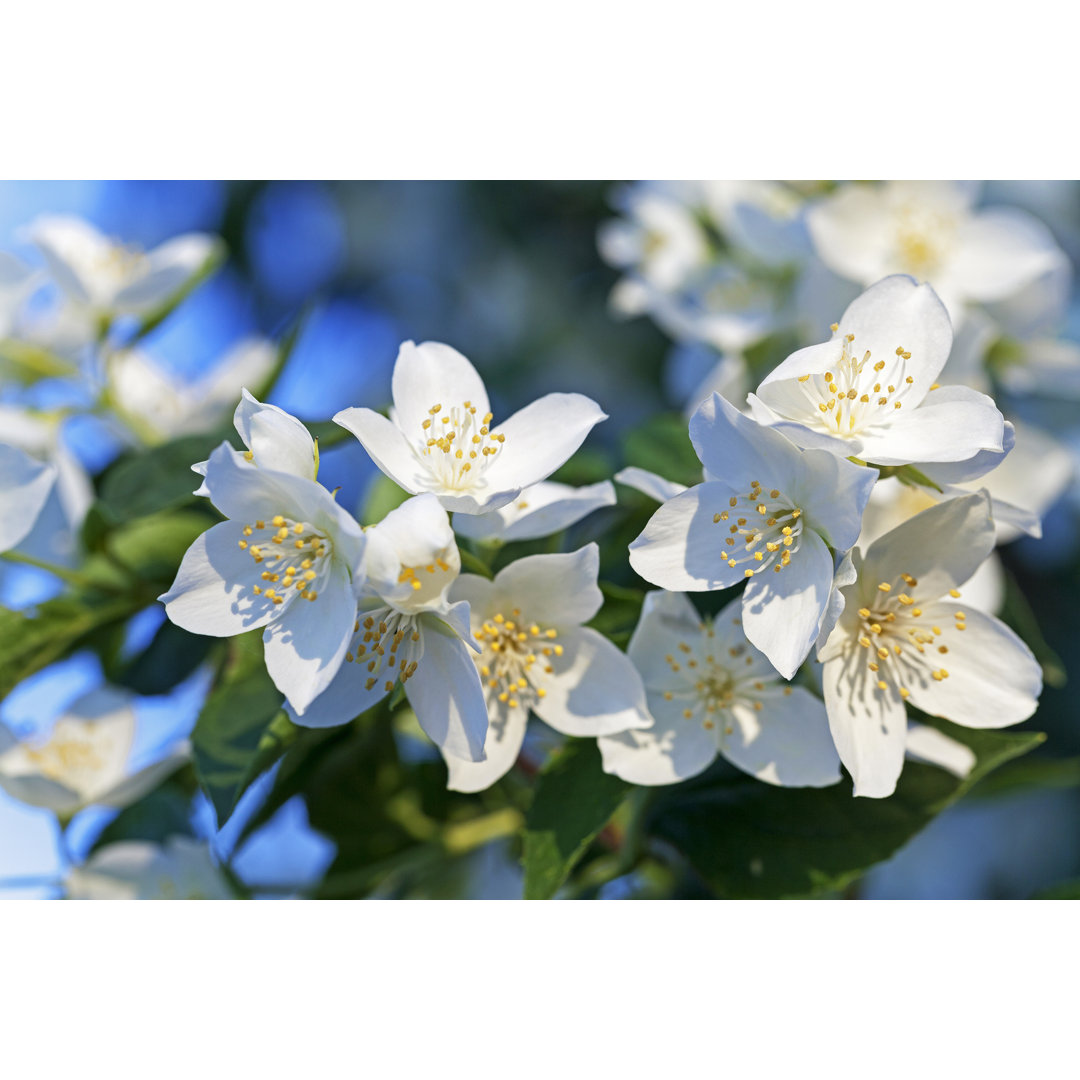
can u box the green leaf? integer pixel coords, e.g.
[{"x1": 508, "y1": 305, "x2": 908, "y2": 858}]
[
  {"x1": 646, "y1": 722, "x2": 1044, "y2": 898},
  {"x1": 1033, "y1": 878, "x2": 1080, "y2": 899},
  {"x1": 620, "y1": 412, "x2": 702, "y2": 489},
  {"x1": 112, "y1": 618, "x2": 218, "y2": 696},
  {"x1": 104, "y1": 509, "x2": 215, "y2": 585},
  {"x1": 95, "y1": 433, "x2": 225, "y2": 527},
  {"x1": 90, "y1": 780, "x2": 197, "y2": 852},
  {"x1": 999, "y1": 567, "x2": 1067, "y2": 688},
  {"x1": 522, "y1": 739, "x2": 631, "y2": 899},
  {"x1": 360, "y1": 472, "x2": 411, "y2": 524},
  {"x1": 0, "y1": 339, "x2": 78, "y2": 382},
  {"x1": 191, "y1": 633, "x2": 286, "y2": 826},
  {"x1": 0, "y1": 587, "x2": 145, "y2": 700}
]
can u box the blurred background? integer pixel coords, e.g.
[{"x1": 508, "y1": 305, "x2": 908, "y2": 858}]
[{"x1": 1, "y1": 180, "x2": 1078, "y2": 899}]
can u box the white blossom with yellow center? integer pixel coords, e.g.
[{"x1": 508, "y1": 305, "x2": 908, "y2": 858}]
[
  {"x1": 288, "y1": 494, "x2": 489, "y2": 763},
  {"x1": 161, "y1": 441, "x2": 366, "y2": 716},
  {"x1": 66, "y1": 837, "x2": 232, "y2": 900},
  {"x1": 749, "y1": 277, "x2": 1006, "y2": 466},
  {"x1": 28, "y1": 214, "x2": 222, "y2": 322},
  {"x1": 441, "y1": 544, "x2": 650, "y2": 792},
  {"x1": 0, "y1": 688, "x2": 188, "y2": 817},
  {"x1": 818, "y1": 492, "x2": 1042, "y2": 799},
  {"x1": 599, "y1": 591, "x2": 840, "y2": 787},
  {"x1": 629, "y1": 391, "x2": 876, "y2": 679},
  {"x1": 333, "y1": 341, "x2": 607, "y2": 515},
  {"x1": 806, "y1": 181, "x2": 1067, "y2": 327}
]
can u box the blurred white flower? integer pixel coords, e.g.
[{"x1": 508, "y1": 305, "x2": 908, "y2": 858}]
[
  {"x1": 0, "y1": 250, "x2": 41, "y2": 339},
  {"x1": 0, "y1": 441, "x2": 57, "y2": 554},
  {"x1": 806, "y1": 181, "x2": 1068, "y2": 327},
  {"x1": 288, "y1": 494, "x2": 489, "y2": 763},
  {"x1": 66, "y1": 837, "x2": 231, "y2": 900},
  {"x1": 749, "y1": 276, "x2": 1005, "y2": 466},
  {"x1": 628, "y1": 391, "x2": 876, "y2": 678},
  {"x1": 334, "y1": 340, "x2": 606, "y2": 515},
  {"x1": 0, "y1": 688, "x2": 188, "y2": 816},
  {"x1": 110, "y1": 340, "x2": 278, "y2": 444},
  {"x1": 818, "y1": 493, "x2": 1042, "y2": 798},
  {"x1": 443, "y1": 545, "x2": 650, "y2": 792},
  {"x1": 599, "y1": 591, "x2": 839, "y2": 787},
  {"x1": 160, "y1": 441, "x2": 367, "y2": 714},
  {"x1": 452, "y1": 480, "x2": 615, "y2": 544},
  {"x1": 27, "y1": 215, "x2": 222, "y2": 326}
]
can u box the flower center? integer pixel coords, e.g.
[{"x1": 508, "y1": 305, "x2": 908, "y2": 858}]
[
  {"x1": 25, "y1": 737, "x2": 102, "y2": 779},
  {"x1": 343, "y1": 608, "x2": 422, "y2": 694},
  {"x1": 418, "y1": 400, "x2": 505, "y2": 491},
  {"x1": 656, "y1": 620, "x2": 792, "y2": 735},
  {"x1": 712, "y1": 479, "x2": 805, "y2": 578},
  {"x1": 237, "y1": 513, "x2": 331, "y2": 605},
  {"x1": 855, "y1": 574, "x2": 963, "y2": 697},
  {"x1": 890, "y1": 204, "x2": 955, "y2": 279},
  {"x1": 474, "y1": 608, "x2": 561, "y2": 710},
  {"x1": 793, "y1": 331, "x2": 924, "y2": 438}
]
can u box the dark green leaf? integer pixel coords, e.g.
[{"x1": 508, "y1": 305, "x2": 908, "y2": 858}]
[
  {"x1": 191, "y1": 633, "x2": 286, "y2": 825},
  {"x1": 620, "y1": 412, "x2": 702, "y2": 489},
  {"x1": 647, "y1": 722, "x2": 1044, "y2": 899},
  {"x1": 112, "y1": 617, "x2": 219, "y2": 696},
  {"x1": 105, "y1": 509, "x2": 215, "y2": 585},
  {"x1": 91, "y1": 781, "x2": 196, "y2": 852},
  {"x1": 522, "y1": 739, "x2": 631, "y2": 899}
]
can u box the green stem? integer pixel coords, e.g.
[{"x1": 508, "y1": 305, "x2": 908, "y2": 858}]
[
  {"x1": 0, "y1": 550, "x2": 102, "y2": 589},
  {"x1": 616, "y1": 786, "x2": 655, "y2": 876},
  {"x1": 459, "y1": 547, "x2": 494, "y2": 579}
]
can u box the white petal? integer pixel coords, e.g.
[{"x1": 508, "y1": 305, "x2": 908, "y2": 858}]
[
  {"x1": 405, "y1": 615, "x2": 488, "y2": 761},
  {"x1": 234, "y1": 389, "x2": 317, "y2": 480},
  {"x1": 0, "y1": 443, "x2": 56, "y2": 553},
  {"x1": 483, "y1": 393, "x2": 607, "y2": 492},
  {"x1": 113, "y1": 234, "x2": 221, "y2": 314},
  {"x1": 263, "y1": 557, "x2": 357, "y2": 714},
  {"x1": 806, "y1": 185, "x2": 895, "y2": 284},
  {"x1": 532, "y1": 625, "x2": 651, "y2": 736},
  {"x1": 286, "y1": 649, "x2": 391, "y2": 729},
  {"x1": 688, "y1": 392, "x2": 800, "y2": 490},
  {"x1": 490, "y1": 545, "x2": 603, "y2": 628},
  {"x1": 332, "y1": 407, "x2": 429, "y2": 493},
  {"x1": 816, "y1": 549, "x2": 857, "y2": 654},
  {"x1": 27, "y1": 215, "x2": 109, "y2": 305},
  {"x1": 919, "y1": 419, "x2": 1015, "y2": 485},
  {"x1": 598, "y1": 693, "x2": 717, "y2": 786},
  {"x1": 614, "y1": 467, "x2": 689, "y2": 503},
  {"x1": 391, "y1": 341, "x2": 490, "y2": 442},
  {"x1": 901, "y1": 602, "x2": 1041, "y2": 729},
  {"x1": 627, "y1": 589, "x2": 709, "y2": 692},
  {"x1": 791, "y1": 448, "x2": 877, "y2": 552},
  {"x1": 444, "y1": 705, "x2": 529, "y2": 793},
  {"x1": 724, "y1": 686, "x2": 841, "y2": 787},
  {"x1": 0, "y1": 773, "x2": 83, "y2": 814},
  {"x1": 822, "y1": 648, "x2": 909, "y2": 798},
  {"x1": 452, "y1": 480, "x2": 615, "y2": 543},
  {"x1": 859, "y1": 491, "x2": 995, "y2": 604},
  {"x1": 904, "y1": 722, "x2": 975, "y2": 779},
  {"x1": 949, "y1": 209, "x2": 1065, "y2": 302},
  {"x1": 854, "y1": 386, "x2": 1005, "y2": 466},
  {"x1": 741, "y1": 527, "x2": 834, "y2": 679},
  {"x1": 159, "y1": 520, "x2": 280, "y2": 637},
  {"x1": 629, "y1": 482, "x2": 745, "y2": 591}
]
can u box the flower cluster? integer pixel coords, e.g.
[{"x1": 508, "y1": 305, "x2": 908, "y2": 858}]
[{"x1": 160, "y1": 340, "x2": 650, "y2": 775}]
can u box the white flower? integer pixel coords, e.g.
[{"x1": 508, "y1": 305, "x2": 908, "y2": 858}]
[
  {"x1": 818, "y1": 492, "x2": 1043, "y2": 798},
  {"x1": 0, "y1": 441, "x2": 57, "y2": 554},
  {"x1": 110, "y1": 340, "x2": 278, "y2": 444},
  {"x1": 599, "y1": 591, "x2": 840, "y2": 787},
  {"x1": 700, "y1": 180, "x2": 808, "y2": 266},
  {"x1": 193, "y1": 388, "x2": 318, "y2": 495},
  {"x1": 0, "y1": 250, "x2": 41, "y2": 339},
  {"x1": 334, "y1": 341, "x2": 607, "y2": 515},
  {"x1": 442, "y1": 545, "x2": 651, "y2": 792},
  {"x1": 806, "y1": 181, "x2": 1068, "y2": 326},
  {"x1": 451, "y1": 480, "x2": 615, "y2": 544},
  {"x1": 27, "y1": 215, "x2": 222, "y2": 324},
  {"x1": 66, "y1": 837, "x2": 231, "y2": 900},
  {"x1": 748, "y1": 276, "x2": 1006, "y2": 466},
  {"x1": 160, "y1": 442, "x2": 366, "y2": 713},
  {"x1": 288, "y1": 494, "x2": 489, "y2": 762},
  {"x1": 597, "y1": 186, "x2": 709, "y2": 314},
  {"x1": 0, "y1": 688, "x2": 188, "y2": 816},
  {"x1": 628, "y1": 392, "x2": 876, "y2": 678}
]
